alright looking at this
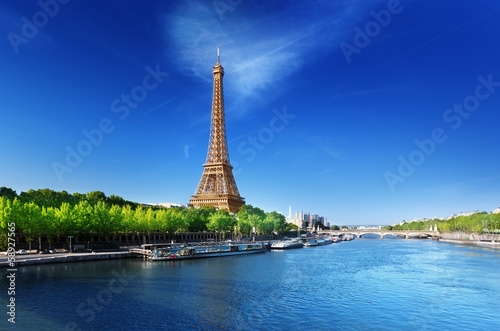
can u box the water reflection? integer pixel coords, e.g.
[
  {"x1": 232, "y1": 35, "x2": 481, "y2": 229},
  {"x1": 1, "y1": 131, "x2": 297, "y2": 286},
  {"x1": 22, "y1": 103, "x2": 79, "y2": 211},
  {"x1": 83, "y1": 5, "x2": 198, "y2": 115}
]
[{"x1": 11, "y1": 240, "x2": 500, "y2": 330}]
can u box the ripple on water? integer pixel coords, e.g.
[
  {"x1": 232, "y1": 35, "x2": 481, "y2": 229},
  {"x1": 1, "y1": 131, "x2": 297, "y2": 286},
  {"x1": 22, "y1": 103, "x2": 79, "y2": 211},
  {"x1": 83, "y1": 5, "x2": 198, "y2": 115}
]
[{"x1": 11, "y1": 240, "x2": 500, "y2": 330}]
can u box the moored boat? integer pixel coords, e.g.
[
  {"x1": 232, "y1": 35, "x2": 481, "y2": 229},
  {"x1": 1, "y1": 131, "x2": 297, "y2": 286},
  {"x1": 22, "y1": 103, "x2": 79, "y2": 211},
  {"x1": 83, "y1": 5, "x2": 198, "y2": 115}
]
[
  {"x1": 316, "y1": 237, "x2": 333, "y2": 245},
  {"x1": 149, "y1": 243, "x2": 266, "y2": 261},
  {"x1": 342, "y1": 234, "x2": 354, "y2": 241},
  {"x1": 271, "y1": 239, "x2": 304, "y2": 249},
  {"x1": 303, "y1": 239, "x2": 319, "y2": 247},
  {"x1": 331, "y1": 236, "x2": 342, "y2": 243}
]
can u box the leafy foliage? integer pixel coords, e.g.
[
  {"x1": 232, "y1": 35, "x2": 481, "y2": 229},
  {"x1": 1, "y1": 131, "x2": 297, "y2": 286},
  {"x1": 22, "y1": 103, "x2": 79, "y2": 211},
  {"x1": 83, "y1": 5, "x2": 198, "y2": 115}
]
[
  {"x1": 0, "y1": 187, "x2": 139, "y2": 209},
  {"x1": 384, "y1": 212, "x2": 500, "y2": 234},
  {"x1": 207, "y1": 209, "x2": 236, "y2": 239},
  {"x1": 0, "y1": 187, "x2": 289, "y2": 249}
]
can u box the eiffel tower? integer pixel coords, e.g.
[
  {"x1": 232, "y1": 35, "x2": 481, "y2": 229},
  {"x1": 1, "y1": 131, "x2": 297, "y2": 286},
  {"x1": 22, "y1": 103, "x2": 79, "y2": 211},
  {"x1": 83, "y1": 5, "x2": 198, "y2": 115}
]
[{"x1": 189, "y1": 48, "x2": 245, "y2": 213}]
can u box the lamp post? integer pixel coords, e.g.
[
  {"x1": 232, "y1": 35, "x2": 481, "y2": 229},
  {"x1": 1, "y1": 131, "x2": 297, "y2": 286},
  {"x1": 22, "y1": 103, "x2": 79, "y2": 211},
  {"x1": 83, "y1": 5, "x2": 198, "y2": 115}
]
[{"x1": 68, "y1": 236, "x2": 73, "y2": 254}]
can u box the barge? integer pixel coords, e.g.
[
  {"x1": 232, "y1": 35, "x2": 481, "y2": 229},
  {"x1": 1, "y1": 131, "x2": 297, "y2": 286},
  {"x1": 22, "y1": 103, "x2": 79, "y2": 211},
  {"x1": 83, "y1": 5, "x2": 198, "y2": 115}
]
[
  {"x1": 149, "y1": 243, "x2": 267, "y2": 261},
  {"x1": 271, "y1": 239, "x2": 304, "y2": 249}
]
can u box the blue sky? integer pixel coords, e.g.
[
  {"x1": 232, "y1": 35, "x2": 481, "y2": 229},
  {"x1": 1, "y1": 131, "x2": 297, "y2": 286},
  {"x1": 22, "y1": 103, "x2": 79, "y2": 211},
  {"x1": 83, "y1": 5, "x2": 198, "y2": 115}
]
[{"x1": 1, "y1": 0, "x2": 499, "y2": 225}]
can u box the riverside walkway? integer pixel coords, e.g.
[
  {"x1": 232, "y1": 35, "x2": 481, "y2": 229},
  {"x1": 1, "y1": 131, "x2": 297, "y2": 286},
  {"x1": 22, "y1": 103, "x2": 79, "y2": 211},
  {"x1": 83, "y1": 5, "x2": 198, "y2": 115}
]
[{"x1": 0, "y1": 251, "x2": 132, "y2": 268}]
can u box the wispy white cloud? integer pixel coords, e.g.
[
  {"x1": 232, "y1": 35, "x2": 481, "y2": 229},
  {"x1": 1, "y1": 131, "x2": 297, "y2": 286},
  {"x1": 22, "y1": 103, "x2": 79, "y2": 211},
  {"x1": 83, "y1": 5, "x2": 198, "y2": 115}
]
[
  {"x1": 143, "y1": 98, "x2": 175, "y2": 115},
  {"x1": 184, "y1": 145, "x2": 190, "y2": 159},
  {"x1": 315, "y1": 168, "x2": 334, "y2": 177},
  {"x1": 297, "y1": 133, "x2": 344, "y2": 160},
  {"x1": 162, "y1": 0, "x2": 386, "y2": 113}
]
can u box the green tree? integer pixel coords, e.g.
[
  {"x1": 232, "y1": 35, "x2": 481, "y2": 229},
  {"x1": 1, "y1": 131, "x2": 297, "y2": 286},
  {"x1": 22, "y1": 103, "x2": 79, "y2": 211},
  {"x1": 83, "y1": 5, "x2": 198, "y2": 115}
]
[
  {"x1": 0, "y1": 196, "x2": 14, "y2": 250},
  {"x1": 207, "y1": 210, "x2": 236, "y2": 240},
  {"x1": 168, "y1": 207, "x2": 187, "y2": 234},
  {"x1": 41, "y1": 207, "x2": 57, "y2": 249},
  {"x1": 92, "y1": 201, "x2": 113, "y2": 241},
  {"x1": 157, "y1": 208, "x2": 186, "y2": 241},
  {"x1": 107, "y1": 194, "x2": 126, "y2": 206},
  {"x1": 55, "y1": 202, "x2": 75, "y2": 239},
  {"x1": 260, "y1": 216, "x2": 275, "y2": 235},
  {"x1": 144, "y1": 207, "x2": 158, "y2": 243},
  {"x1": 266, "y1": 211, "x2": 286, "y2": 234},
  {"x1": 184, "y1": 206, "x2": 214, "y2": 232},
  {"x1": 248, "y1": 214, "x2": 262, "y2": 236},
  {"x1": 121, "y1": 204, "x2": 135, "y2": 246},
  {"x1": 72, "y1": 192, "x2": 87, "y2": 203},
  {"x1": 0, "y1": 187, "x2": 17, "y2": 200},
  {"x1": 314, "y1": 222, "x2": 325, "y2": 230},
  {"x1": 156, "y1": 209, "x2": 168, "y2": 236},
  {"x1": 20, "y1": 202, "x2": 43, "y2": 251},
  {"x1": 134, "y1": 205, "x2": 147, "y2": 244},
  {"x1": 73, "y1": 200, "x2": 93, "y2": 241},
  {"x1": 108, "y1": 204, "x2": 123, "y2": 239},
  {"x1": 237, "y1": 205, "x2": 265, "y2": 237},
  {"x1": 87, "y1": 191, "x2": 107, "y2": 204}
]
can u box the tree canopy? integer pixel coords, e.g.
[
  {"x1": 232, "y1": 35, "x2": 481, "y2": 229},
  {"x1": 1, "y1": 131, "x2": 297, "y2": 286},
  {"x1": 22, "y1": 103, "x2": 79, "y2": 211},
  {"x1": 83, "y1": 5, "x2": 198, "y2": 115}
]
[
  {"x1": 0, "y1": 187, "x2": 138, "y2": 208},
  {"x1": 0, "y1": 187, "x2": 291, "y2": 250},
  {"x1": 384, "y1": 212, "x2": 500, "y2": 234}
]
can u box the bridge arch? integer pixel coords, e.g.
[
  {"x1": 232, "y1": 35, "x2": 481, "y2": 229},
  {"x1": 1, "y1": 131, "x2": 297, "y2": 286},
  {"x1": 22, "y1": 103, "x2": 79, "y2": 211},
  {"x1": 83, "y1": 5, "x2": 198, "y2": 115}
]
[
  {"x1": 320, "y1": 229, "x2": 439, "y2": 239},
  {"x1": 357, "y1": 232, "x2": 382, "y2": 239}
]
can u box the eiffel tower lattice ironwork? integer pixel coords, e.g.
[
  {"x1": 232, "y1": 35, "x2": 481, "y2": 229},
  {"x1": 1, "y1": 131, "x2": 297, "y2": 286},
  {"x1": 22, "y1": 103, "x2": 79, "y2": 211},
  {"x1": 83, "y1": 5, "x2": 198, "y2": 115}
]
[{"x1": 190, "y1": 48, "x2": 245, "y2": 213}]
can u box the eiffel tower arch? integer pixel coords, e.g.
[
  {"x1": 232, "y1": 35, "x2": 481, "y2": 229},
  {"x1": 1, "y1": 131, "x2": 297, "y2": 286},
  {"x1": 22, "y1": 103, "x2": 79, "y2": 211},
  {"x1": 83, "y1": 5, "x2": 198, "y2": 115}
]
[{"x1": 189, "y1": 48, "x2": 245, "y2": 213}]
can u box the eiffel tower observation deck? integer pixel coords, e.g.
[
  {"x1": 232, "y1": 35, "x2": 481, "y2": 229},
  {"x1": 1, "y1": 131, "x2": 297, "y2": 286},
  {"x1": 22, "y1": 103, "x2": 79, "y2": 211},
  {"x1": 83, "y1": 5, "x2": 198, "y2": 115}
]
[{"x1": 189, "y1": 48, "x2": 245, "y2": 213}]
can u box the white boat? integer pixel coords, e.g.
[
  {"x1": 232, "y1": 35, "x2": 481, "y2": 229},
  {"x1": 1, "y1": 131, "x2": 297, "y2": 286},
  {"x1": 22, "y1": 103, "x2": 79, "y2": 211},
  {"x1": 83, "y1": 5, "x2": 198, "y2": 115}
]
[
  {"x1": 149, "y1": 243, "x2": 266, "y2": 261},
  {"x1": 316, "y1": 238, "x2": 333, "y2": 245},
  {"x1": 331, "y1": 236, "x2": 342, "y2": 243},
  {"x1": 342, "y1": 234, "x2": 354, "y2": 241},
  {"x1": 303, "y1": 239, "x2": 319, "y2": 247},
  {"x1": 271, "y1": 239, "x2": 304, "y2": 249}
]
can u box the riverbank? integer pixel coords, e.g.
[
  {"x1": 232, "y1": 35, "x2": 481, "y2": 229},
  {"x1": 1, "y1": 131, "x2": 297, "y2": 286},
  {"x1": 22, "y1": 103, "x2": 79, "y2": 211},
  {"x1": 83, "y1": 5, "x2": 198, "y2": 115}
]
[
  {"x1": 11, "y1": 239, "x2": 500, "y2": 330},
  {"x1": 439, "y1": 238, "x2": 500, "y2": 248},
  {"x1": 0, "y1": 251, "x2": 133, "y2": 268},
  {"x1": 3, "y1": 237, "x2": 499, "y2": 267},
  {"x1": 439, "y1": 232, "x2": 500, "y2": 249}
]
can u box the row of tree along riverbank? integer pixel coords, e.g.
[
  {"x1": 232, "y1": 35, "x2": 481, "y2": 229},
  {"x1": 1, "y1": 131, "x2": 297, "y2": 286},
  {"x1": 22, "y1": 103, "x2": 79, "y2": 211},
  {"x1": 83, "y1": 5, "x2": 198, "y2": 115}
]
[
  {"x1": 0, "y1": 188, "x2": 295, "y2": 251},
  {"x1": 383, "y1": 212, "x2": 500, "y2": 234}
]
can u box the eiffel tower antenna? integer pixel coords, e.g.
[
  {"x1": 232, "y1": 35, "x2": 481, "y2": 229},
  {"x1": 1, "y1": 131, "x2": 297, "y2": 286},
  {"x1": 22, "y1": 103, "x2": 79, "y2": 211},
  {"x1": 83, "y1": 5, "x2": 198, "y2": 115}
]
[{"x1": 189, "y1": 48, "x2": 245, "y2": 213}]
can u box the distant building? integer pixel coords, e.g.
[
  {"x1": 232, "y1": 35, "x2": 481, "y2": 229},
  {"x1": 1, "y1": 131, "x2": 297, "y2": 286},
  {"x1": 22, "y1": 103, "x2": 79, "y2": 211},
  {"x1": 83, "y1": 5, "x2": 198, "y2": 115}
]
[
  {"x1": 288, "y1": 210, "x2": 327, "y2": 228},
  {"x1": 291, "y1": 211, "x2": 308, "y2": 228},
  {"x1": 145, "y1": 202, "x2": 186, "y2": 208},
  {"x1": 447, "y1": 211, "x2": 480, "y2": 219},
  {"x1": 459, "y1": 211, "x2": 479, "y2": 217},
  {"x1": 358, "y1": 225, "x2": 382, "y2": 230}
]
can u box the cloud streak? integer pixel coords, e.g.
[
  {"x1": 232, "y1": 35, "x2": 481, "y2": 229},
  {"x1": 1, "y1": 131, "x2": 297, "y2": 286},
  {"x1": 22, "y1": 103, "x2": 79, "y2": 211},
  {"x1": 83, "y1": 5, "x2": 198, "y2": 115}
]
[{"x1": 162, "y1": 0, "x2": 387, "y2": 113}]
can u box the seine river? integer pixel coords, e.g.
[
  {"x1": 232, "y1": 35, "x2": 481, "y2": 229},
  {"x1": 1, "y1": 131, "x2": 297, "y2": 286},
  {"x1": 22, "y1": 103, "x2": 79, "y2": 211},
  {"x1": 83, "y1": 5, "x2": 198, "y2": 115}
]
[{"x1": 6, "y1": 239, "x2": 500, "y2": 330}]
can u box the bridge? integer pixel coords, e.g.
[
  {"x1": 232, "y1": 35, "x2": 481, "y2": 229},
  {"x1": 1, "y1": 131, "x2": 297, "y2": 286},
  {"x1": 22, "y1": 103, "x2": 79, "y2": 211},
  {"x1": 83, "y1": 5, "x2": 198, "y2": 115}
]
[{"x1": 321, "y1": 229, "x2": 439, "y2": 239}]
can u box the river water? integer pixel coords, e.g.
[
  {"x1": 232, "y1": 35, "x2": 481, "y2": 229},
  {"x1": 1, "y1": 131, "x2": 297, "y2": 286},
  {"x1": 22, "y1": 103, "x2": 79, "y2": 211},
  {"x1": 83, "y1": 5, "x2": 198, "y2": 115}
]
[{"x1": 5, "y1": 239, "x2": 500, "y2": 330}]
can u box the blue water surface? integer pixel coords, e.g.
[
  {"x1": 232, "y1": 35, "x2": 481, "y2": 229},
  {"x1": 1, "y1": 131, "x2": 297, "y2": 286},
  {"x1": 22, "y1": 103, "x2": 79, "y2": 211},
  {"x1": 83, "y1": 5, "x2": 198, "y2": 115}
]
[{"x1": 4, "y1": 239, "x2": 500, "y2": 330}]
